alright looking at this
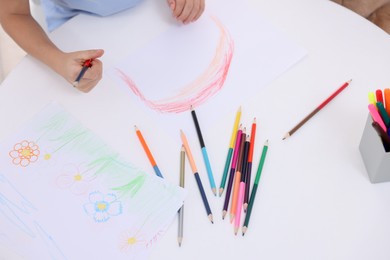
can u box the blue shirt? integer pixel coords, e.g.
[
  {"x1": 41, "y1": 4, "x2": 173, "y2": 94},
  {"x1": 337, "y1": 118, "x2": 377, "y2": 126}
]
[{"x1": 41, "y1": 0, "x2": 142, "y2": 31}]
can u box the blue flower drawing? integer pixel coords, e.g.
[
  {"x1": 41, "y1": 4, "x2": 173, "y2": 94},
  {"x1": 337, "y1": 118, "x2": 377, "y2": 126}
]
[{"x1": 83, "y1": 191, "x2": 122, "y2": 222}]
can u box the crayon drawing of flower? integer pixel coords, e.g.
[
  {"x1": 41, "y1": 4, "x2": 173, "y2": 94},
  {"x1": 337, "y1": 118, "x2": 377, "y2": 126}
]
[
  {"x1": 56, "y1": 163, "x2": 96, "y2": 195},
  {"x1": 9, "y1": 140, "x2": 40, "y2": 167},
  {"x1": 83, "y1": 191, "x2": 122, "y2": 222},
  {"x1": 119, "y1": 229, "x2": 147, "y2": 254}
]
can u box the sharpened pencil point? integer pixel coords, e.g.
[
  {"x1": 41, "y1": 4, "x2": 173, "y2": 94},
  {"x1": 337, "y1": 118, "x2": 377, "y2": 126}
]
[
  {"x1": 212, "y1": 188, "x2": 217, "y2": 196},
  {"x1": 222, "y1": 210, "x2": 227, "y2": 220},
  {"x1": 72, "y1": 81, "x2": 79, "y2": 88},
  {"x1": 209, "y1": 214, "x2": 214, "y2": 224},
  {"x1": 242, "y1": 226, "x2": 247, "y2": 236},
  {"x1": 282, "y1": 133, "x2": 290, "y2": 140},
  {"x1": 219, "y1": 188, "x2": 224, "y2": 197}
]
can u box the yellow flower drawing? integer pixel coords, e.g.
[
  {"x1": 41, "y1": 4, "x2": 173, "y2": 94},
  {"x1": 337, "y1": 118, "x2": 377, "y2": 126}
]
[
  {"x1": 119, "y1": 229, "x2": 146, "y2": 254},
  {"x1": 56, "y1": 163, "x2": 96, "y2": 195},
  {"x1": 9, "y1": 140, "x2": 40, "y2": 167}
]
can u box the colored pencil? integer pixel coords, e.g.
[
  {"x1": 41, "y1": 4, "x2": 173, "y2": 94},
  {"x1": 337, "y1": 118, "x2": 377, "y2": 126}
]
[
  {"x1": 376, "y1": 102, "x2": 390, "y2": 128},
  {"x1": 191, "y1": 106, "x2": 217, "y2": 196},
  {"x1": 385, "y1": 88, "x2": 390, "y2": 116},
  {"x1": 242, "y1": 140, "x2": 269, "y2": 236},
  {"x1": 376, "y1": 89, "x2": 384, "y2": 104},
  {"x1": 180, "y1": 130, "x2": 213, "y2": 223},
  {"x1": 219, "y1": 106, "x2": 242, "y2": 196},
  {"x1": 135, "y1": 126, "x2": 163, "y2": 178},
  {"x1": 371, "y1": 122, "x2": 390, "y2": 152},
  {"x1": 222, "y1": 125, "x2": 243, "y2": 220},
  {"x1": 73, "y1": 59, "x2": 92, "y2": 87},
  {"x1": 368, "y1": 91, "x2": 376, "y2": 106},
  {"x1": 229, "y1": 129, "x2": 246, "y2": 222},
  {"x1": 368, "y1": 104, "x2": 387, "y2": 132},
  {"x1": 244, "y1": 118, "x2": 256, "y2": 212},
  {"x1": 283, "y1": 79, "x2": 352, "y2": 140},
  {"x1": 178, "y1": 145, "x2": 185, "y2": 246},
  {"x1": 234, "y1": 135, "x2": 250, "y2": 234}
]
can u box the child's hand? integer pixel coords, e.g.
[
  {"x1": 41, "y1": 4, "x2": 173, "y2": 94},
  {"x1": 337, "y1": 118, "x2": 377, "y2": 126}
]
[
  {"x1": 60, "y1": 49, "x2": 104, "y2": 93},
  {"x1": 167, "y1": 0, "x2": 205, "y2": 24}
]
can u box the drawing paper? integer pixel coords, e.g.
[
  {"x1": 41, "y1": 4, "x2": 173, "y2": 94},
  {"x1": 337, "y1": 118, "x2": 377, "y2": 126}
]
[{"x1": 0, "y1": 102, "x2": 186, "y2": 260}]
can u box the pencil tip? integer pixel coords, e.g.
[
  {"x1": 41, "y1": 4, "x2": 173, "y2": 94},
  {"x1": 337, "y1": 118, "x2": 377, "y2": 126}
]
[
  {"x1": 242, "y1": 227, "x2": 247, "y2": 236},
  {"x1": 222, "y1": 210, "x2": 227, "y2": 220},
  {"x1": 282, "y1": 133, "x2": 290, "y2": 140},
  {"x1": 219, "y1": 188, "x2": 223, "y2": 197},
  {"x1": 348, "y1": 79, "x2": 352, "y2": 83},
  {"x1": 212, "y1": 188, "x2": 217, "y2": 196},
  {"x1": 72, "y1": 81, "x2": 79, "y2": 88},
  {"x1": 209, "y1": 214, "x2": 214, "y2": 223}
]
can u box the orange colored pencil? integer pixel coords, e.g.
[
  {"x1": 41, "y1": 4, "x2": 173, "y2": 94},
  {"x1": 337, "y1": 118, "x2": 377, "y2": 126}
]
[{"x1": 135, "y1": 126, "x2": 163, "y2": 178}]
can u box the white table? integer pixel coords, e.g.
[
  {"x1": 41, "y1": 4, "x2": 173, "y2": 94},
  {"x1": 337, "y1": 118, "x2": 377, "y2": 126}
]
[{"x1": 1, "y1": 0, "x2": 390, "y2": 259}]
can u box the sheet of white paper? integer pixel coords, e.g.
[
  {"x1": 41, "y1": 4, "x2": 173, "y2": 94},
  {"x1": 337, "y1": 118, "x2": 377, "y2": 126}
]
[
  {"x1": 108, "y1": 0, "x2": 307, "y2": 135},
  {"x1": 0, "y1": 102, "x2": 186, "y2": 260}
]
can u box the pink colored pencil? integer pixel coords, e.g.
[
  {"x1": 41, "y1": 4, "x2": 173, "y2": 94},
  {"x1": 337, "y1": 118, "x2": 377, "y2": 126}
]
[
  {"x1": 234, "y1": 135, "x2": 250, "y2": 234},
  {"x1": 229, "y1": 129, "x2": 246, "y2": 222}
]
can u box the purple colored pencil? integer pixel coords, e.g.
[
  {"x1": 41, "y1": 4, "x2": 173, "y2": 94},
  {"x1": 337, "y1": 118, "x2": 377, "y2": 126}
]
[{"x1": 222, "y1": 126, "x2": 244, "y2": 220}]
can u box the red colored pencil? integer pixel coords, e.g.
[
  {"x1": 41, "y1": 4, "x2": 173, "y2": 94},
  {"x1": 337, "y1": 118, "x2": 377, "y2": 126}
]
[
  {"x1": 244, "y1": 118, "x2": 256, "y2": 211},
  {"x1": 283, "y1": 79, "x2": 352, "y2": 140},
  {"x1": 376, "y1": 89, "x2": 384, "y2": 104}
]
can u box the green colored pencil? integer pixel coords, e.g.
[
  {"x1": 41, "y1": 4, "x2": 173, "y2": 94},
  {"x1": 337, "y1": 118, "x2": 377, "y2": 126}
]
[
  {"x1": 376, "y1": 102, "x2": 390, "y2": 128},
  {"x1": 242, "y1": 140, "x2": 269, "y2": 236}
]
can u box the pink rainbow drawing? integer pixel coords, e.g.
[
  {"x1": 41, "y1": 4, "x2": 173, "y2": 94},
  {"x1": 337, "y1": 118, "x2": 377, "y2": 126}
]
[{"x1": 115, "y1": 16, "x2": 234, "y2": 114}]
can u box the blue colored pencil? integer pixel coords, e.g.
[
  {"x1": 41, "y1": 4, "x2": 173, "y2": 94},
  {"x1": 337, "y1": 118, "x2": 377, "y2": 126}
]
[
  {"x1": 191, "y1": 106, "x2": 217, "y2": 196},
  {"x1": 180, "y1": 130, "x2": 213, "y2": 223}
]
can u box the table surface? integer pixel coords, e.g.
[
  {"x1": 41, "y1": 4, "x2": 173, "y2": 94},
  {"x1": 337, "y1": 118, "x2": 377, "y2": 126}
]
[{"x1": 1, "y1": 0, "x2": 390, "y2": 259}]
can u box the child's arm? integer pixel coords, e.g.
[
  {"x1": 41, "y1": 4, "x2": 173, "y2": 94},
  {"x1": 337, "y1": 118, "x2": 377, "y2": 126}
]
[{"x1": 0, "y1": 0, "x2": 104, "y2": 92}]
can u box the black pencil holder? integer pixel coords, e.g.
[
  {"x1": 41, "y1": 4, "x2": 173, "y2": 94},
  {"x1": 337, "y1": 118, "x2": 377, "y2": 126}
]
[{"x1": 359, "y1": 115, "x2": 390, "y2": 183}]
